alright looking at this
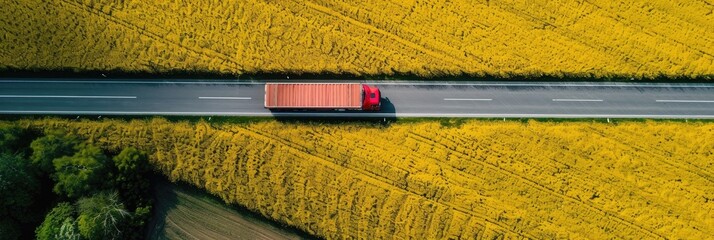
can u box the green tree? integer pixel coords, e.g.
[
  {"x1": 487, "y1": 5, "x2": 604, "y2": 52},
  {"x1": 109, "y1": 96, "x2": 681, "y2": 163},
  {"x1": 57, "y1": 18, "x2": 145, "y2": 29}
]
[
  {"x1": 58, "y1": 217, "x2": 81, "y2": 240},
  {"x1": 0, "y1": 123, "x2": 22, "y2": 154},
  {"x1": 53, "y1": 144, "x2": 109, "y2": 199},
  {"x1": 30, "y1": 131, "x2": 80, "y2": 174},
  {"x1": 112, "y1": 147, "x2": 151, "y2": 209},
  {"x1": 35, "y1": 202, "x2": 76, "y2": 240},
  {"x1": 131, "y1": 205, "x2": 152, "y2": 228},
  {"x1": 77, "y1": 191, "x2": 130, "y2": 240},
  {"x1": 0, "y1": 153, "x2": 41, "y2": 240},
  {"x1": 112, "y1": 147, "x2": 153, "y2": 240}
]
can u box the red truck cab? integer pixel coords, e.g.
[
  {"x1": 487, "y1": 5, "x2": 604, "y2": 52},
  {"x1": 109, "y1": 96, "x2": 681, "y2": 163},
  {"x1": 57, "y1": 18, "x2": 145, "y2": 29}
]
[{"x1": 362, "y1": 85, "x2": 381, "y2": 111}]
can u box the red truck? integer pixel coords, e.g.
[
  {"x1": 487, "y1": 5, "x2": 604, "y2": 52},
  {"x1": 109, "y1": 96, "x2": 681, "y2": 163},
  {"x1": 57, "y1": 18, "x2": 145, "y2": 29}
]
[{"x1": 264, "y1": 83, "x2": 381, "y2": 111}]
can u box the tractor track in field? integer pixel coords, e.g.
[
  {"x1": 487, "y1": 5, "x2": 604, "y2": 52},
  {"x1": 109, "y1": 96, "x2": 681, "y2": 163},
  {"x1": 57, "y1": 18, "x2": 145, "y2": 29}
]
[
  {"x1": 233, "y1": 125, "x2": 538, "y2": 238},
  {"x1": 406, "y1": 129, "x2": 666, "y2": 238},
  {"x1": 53, "y1": 0, "x2": 242, "y2": 71}
]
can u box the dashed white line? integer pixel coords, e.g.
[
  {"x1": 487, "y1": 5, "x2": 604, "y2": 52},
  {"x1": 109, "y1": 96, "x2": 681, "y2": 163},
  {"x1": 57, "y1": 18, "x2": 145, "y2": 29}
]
[
  {"x1": 444, "y1": 98, "x2": 492, "y2": 101},
  {"x1": 198, "y1": 97, "x2": 252, "y2": 100},
  {"x1": 552, "y1": 99, "x2": 603, "y2": 102},
  {"x1": 0, "y1": 95, "x2": 137, "y2": 99},
  {"x1": 656, "y1": 100, "x2": 714, "y2": 103}
]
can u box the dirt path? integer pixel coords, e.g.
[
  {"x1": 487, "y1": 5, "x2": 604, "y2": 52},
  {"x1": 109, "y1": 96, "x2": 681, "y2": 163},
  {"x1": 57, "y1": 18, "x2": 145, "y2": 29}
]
[{"x1": 147, "y1": 177, "x2": 312, "y2": 240}]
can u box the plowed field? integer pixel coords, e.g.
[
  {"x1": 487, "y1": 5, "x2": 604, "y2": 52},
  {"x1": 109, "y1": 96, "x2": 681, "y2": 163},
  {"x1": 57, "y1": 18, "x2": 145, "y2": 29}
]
[{"x1": 147, "y1": 177, "x2": 307, "y2": 240}]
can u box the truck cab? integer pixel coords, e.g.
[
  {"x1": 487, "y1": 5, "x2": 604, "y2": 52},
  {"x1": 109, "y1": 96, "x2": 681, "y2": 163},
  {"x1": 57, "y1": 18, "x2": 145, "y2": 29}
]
[{"x1": 362, "y1": 85, "x2": 381, "y2": 111}]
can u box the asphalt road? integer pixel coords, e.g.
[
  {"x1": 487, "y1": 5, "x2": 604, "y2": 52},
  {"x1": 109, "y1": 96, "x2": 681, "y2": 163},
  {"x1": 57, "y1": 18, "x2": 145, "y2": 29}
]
[{"x1": 1, "y1": 79, "x2": 714, "y2": 118}]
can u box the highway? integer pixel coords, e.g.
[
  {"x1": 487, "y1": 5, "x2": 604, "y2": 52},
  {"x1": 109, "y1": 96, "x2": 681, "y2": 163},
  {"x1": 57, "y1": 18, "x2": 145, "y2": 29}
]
[{"x1": 1, "y1": 79, "x2": 714, "y2": 118}]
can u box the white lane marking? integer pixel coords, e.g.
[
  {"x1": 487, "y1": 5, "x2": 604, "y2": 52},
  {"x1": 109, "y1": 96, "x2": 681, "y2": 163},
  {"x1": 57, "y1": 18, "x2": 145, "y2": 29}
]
[
  {"x1": 552, "y1": 99, "x2": 603, "y2": 102},
  {"x1": 2, "y1": 80, "x2": 714, "y2": 88},
  {"x1": 198, "y1": 97, "x2": 252, "y2": 100},
  {"x1": 1, "y1": 111, "x2": 714, "y2": 119},
  {"x1": 444, "y1": 98, "x2": 492, "y2": 101},
  {"x1": 366, "y1": 82, "x2": 714, "y2": 88},
  {"x1": 656, "y1": 100, "x2": 714, "y2": 103},
  {"x1": 0, "y1": 95, "x2": 137, "y2": 99}
]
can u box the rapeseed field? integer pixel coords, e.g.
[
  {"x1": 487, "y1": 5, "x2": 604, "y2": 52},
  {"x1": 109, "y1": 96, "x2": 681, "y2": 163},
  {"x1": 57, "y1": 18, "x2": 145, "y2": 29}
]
[
  {"x1": 2, "y1": 0, "x2": 713, "y2": 77},
  {"x1": 17, "y1": 118, "x2": 714, "y2": 239}
]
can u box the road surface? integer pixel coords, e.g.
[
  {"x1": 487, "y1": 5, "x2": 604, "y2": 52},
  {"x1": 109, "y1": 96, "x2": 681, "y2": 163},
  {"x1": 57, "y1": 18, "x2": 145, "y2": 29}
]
[{"x1": 1, "y1": 79, "x2": 714, "y2": 118}]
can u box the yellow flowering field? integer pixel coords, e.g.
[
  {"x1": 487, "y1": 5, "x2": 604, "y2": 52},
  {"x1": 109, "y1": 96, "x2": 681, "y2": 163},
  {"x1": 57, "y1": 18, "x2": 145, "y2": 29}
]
[
  {"x1": 2, "y1": 0, "x2": 713, "y2": 78},
  {"x1": 16, "y1": 118, "x2": 714, "y2": 239}
]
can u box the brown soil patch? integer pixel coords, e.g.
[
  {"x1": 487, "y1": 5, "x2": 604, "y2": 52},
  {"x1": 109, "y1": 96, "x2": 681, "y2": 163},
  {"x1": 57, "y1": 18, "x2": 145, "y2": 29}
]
[{"x1": 146, "y1": 177, "x2": 311, "y2": 240}]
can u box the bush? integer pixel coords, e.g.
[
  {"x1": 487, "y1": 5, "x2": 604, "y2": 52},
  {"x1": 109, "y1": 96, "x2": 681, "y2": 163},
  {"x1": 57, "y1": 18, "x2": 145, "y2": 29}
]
[
  {"x1": 53, "y1": 144, "x2": 110, "y2": 199},
  {"x1": 36, "y1": 202, "x2": 76, "y2": 240},
  {"x1": 112, "y1": 147, "x2": 151, "y2": 209},
  {"x1": 0, "y1": 123, "x2": 22, "y2": 154},
  {"x1": 76, "y1": 191, "x2": 130, "y2": 240},
  {"x1": 30, "y1": 131, "x2": 80, "y2": 174},
  {"x1": 0, "y1": 153, "x2": 41, "y2": 240}
]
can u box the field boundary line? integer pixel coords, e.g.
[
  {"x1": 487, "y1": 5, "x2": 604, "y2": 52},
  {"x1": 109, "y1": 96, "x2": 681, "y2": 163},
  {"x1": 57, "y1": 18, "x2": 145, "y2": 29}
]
[
  {"x1": 4, "y1": 79, "x2": 714, "y2": 88},
  {"x1": 2, "y1": 111, "x2": 714, "y2": 119}
]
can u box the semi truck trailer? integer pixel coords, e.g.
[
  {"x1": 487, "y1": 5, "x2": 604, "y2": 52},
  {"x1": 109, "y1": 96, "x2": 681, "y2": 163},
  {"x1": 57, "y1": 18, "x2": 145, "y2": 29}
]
[{"x1": 264, "y1": 83, "x2": 381, "y2": 111}]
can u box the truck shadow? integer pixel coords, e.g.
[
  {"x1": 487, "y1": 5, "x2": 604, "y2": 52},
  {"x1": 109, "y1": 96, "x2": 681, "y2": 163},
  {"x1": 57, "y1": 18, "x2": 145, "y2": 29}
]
[
  {"x1": 270, "y1": 97, "x2": 397, "y2": 126},
  {"x1": 378, "y1": 96, "x2": 397, "y2": 117}
]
